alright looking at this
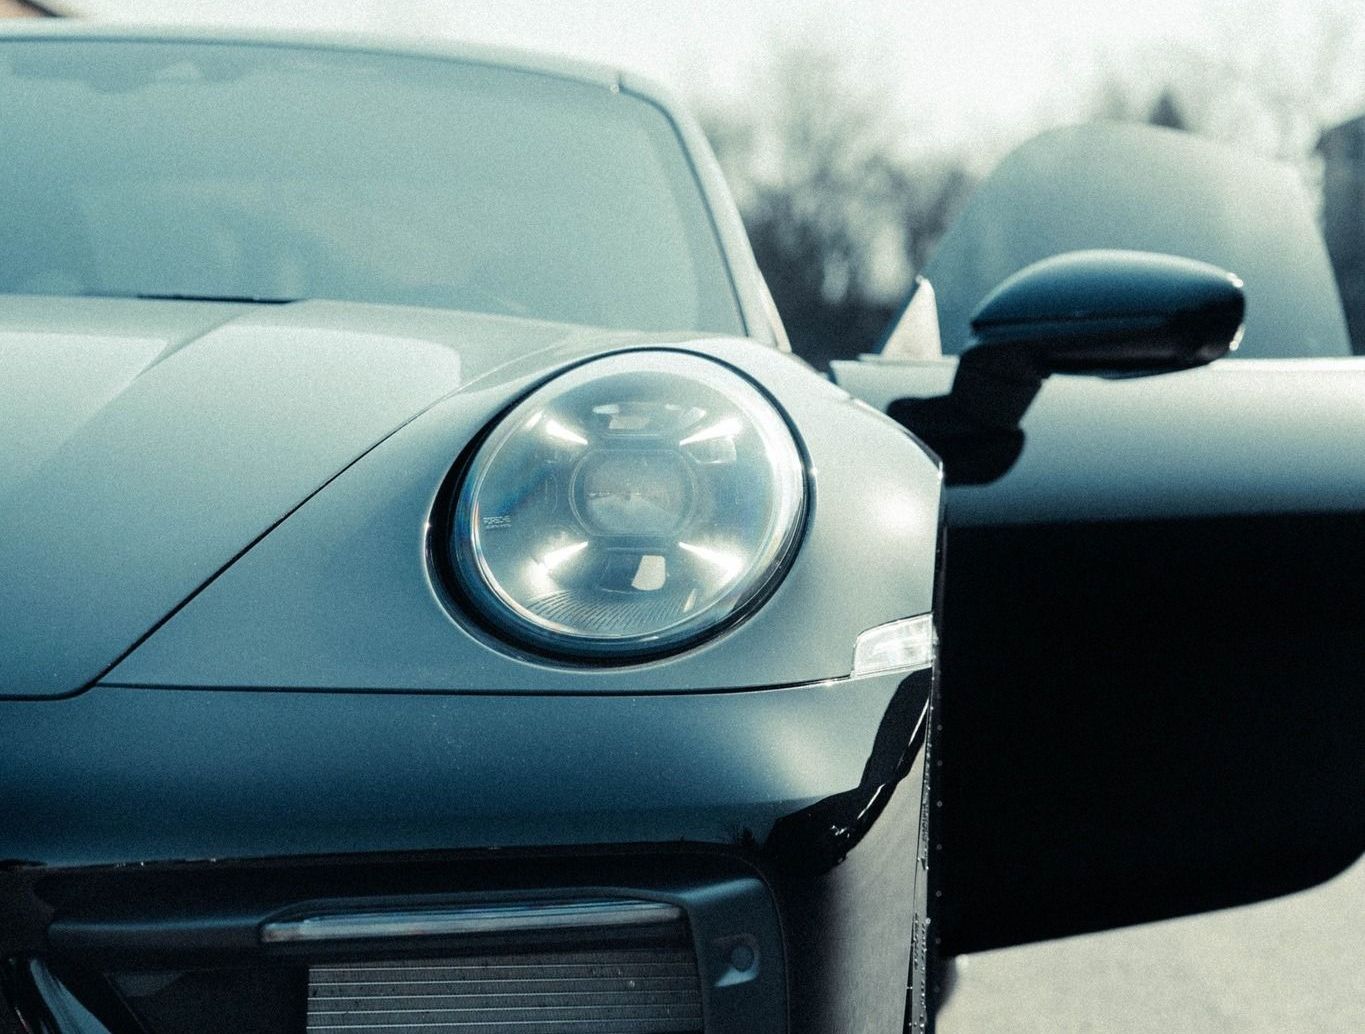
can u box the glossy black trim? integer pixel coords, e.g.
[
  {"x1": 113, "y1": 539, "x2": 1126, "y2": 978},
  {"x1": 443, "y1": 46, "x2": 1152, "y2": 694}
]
[{"x1": 971, "y1": 251, "x2": 1244, "y2": 374}]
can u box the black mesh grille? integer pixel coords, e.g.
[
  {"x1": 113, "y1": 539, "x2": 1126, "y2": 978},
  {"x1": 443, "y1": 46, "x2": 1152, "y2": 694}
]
[{"x1": 306, "y1": 946, "x2": 704, "y2": 1034}]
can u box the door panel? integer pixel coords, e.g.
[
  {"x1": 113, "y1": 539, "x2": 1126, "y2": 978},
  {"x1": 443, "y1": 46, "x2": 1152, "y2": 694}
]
[
  {"x1": 936, "y1": 510, "x2": 1365, "y2": 952},
  {"x1": 833, "y1": 123, "x2": 1365, "y2": 952},
  {"x1": 836, "y1": 356, "x2": 1365, "y2": 953}
]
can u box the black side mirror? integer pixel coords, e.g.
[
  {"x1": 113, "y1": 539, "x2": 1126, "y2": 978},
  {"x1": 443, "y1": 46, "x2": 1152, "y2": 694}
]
[{"x1": 888, "y1": 250, "x2": 1245, "y2": 485}]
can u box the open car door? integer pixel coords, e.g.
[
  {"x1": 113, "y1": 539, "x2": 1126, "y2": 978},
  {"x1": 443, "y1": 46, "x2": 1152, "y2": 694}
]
[{"x1": 834, "y1": 124, "x2": 1365, "y2": 958}]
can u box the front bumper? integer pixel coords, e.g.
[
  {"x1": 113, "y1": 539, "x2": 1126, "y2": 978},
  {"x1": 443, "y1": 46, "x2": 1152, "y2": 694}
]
[{"x1": 2, "y1": 667, "x2": 932, "y2": 1033}]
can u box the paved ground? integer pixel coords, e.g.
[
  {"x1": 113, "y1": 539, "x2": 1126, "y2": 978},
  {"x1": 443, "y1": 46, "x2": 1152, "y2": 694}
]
[{"x1": 938, "y1": 855, "x2": 1364, "y2": 1033}]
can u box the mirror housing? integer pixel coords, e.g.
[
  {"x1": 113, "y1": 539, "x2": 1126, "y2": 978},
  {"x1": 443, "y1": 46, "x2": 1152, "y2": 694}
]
[
  {"x1": 970, "y1": 249, "x2": 1245, "y2": 374},
  {"x1": 888, "y1": 250, "x2": 1245, "y2": 484}
]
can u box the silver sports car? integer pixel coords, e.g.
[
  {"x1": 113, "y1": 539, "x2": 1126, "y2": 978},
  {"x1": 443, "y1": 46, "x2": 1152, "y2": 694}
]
[{"x1": 2, "y1": 22, "x2": 1359, "y2": 1034}]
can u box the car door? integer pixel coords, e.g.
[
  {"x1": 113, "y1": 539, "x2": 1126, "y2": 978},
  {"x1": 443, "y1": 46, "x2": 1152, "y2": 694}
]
[{"x1": 834, "y1": 123, "x2": 1365, "y2": 958}]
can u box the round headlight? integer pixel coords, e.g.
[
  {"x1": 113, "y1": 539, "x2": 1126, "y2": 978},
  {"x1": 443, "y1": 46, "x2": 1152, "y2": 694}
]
[{"x1": 449, "y1": 351, "x2": 806, "y2": 658}]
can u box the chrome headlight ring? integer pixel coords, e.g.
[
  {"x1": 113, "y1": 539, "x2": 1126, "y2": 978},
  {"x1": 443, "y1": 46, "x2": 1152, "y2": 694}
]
[{"x1": 443, "y1": 350, "x2": 808, "y2": 660}]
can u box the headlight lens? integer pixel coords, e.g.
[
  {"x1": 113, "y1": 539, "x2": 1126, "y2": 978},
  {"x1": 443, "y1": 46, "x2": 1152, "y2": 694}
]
[{"x1": 450, "y1": 351, "x2": 806, "y2": 658}]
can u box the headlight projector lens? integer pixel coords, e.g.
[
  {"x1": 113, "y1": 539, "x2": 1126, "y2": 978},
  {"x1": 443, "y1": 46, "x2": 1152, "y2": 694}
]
[{"x1": 451, "y1": 351, "x2": 806, "y2": 658}]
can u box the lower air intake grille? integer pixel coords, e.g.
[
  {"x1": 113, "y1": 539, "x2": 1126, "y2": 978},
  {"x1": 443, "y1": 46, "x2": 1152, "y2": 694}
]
[{"x1": 306, "y1": 946, "x2": 704, "y2": 1034}]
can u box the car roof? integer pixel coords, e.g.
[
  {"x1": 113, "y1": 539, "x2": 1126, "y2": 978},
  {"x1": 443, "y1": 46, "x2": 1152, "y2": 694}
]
[{"x1": 0, "y1": 20, "x2": 625, "y2": 92}]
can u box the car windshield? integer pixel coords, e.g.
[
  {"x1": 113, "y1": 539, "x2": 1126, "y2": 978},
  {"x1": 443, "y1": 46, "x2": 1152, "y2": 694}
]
[{"x1": 0, "y1": 39, "x2": 744, "y2": 335}]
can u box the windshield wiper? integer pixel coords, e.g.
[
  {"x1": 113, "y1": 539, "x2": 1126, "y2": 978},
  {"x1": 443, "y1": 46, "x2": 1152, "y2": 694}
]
[{"x1": 135, "y1": 293, "x2": 297, "y2": 304}]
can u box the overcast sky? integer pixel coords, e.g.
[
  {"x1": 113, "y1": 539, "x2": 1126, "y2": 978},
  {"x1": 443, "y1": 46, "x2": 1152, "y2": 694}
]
[{"x1": 65, "y1": 1, "x2": 1365, "y2": 150}]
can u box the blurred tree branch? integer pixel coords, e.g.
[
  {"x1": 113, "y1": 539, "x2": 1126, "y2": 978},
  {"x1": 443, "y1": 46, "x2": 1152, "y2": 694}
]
[
  {"x1": 700, "y1": 8, "x2": 1365, "y2": 367},
  {"x1": 697, "y1": 41, "x2": 976, "y2": 368}
]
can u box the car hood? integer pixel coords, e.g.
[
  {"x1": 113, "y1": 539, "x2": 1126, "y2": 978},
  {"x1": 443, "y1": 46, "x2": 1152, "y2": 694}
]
[{"x1": 0, "y1": 296, "x2": 656, "y2": 699}]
